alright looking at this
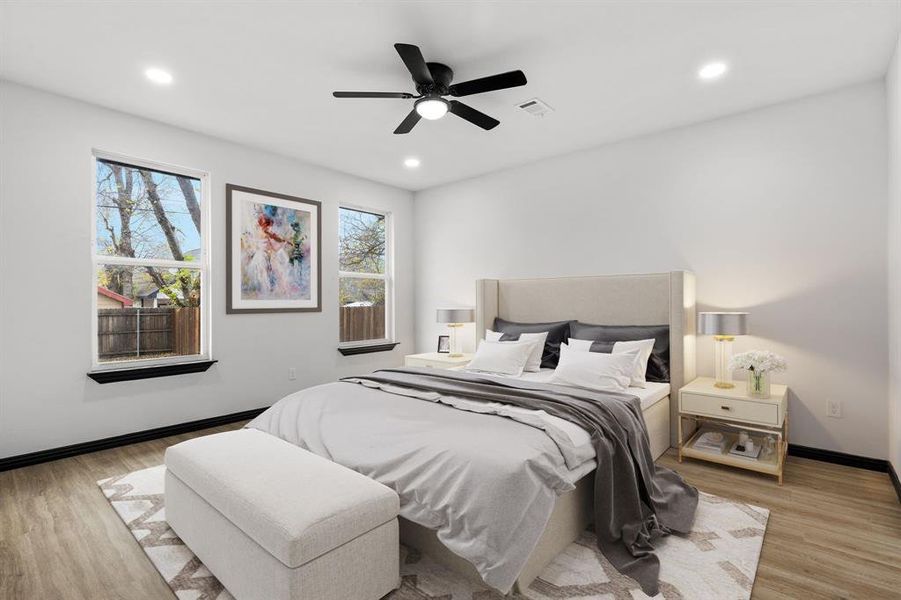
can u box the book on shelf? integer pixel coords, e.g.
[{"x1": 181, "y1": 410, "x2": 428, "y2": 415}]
[{"x1": 692, "y1": 431, "x2": 727, "y2": 454}]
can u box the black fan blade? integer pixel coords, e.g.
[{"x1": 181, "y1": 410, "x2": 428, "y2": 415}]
[
  {"x1": 393, "y1": 109, "x2": 422, "y2": 134},
  {"x1": 394, "y1": 43, "x2": 433, "y2": 85},
  {"x1": 449, "y1": 100, "x2": 499, "y2": 130},
  {"x1": 333, "y1": 91, "x2": 414, "y2": 98},
  {"x1": 449, "y1": 70, "x2": 527, "y2": 97}
]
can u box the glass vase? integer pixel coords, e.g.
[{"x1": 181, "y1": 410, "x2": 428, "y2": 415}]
[{"x1": 747, "y1": 370, "x2": 771, "y2": 399}]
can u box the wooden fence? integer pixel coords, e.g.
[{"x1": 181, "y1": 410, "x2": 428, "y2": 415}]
[
  {"x1": 99, "y1": 306, "x2": 374, "y2": 358},
  {"x1": 340, "y1": 305, "x2": 385, "y2": 343},
  {"x1": 98, "y1": 307, "x2": 200, "y2": 360}
]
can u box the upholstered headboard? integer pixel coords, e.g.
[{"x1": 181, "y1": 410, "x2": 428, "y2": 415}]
[{"x1": 475, "y1": 272, "x2": 696, "y2": 445}]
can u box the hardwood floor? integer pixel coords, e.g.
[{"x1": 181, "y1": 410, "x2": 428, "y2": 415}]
[
  {"x1": 0, "y1": 423, "x2": 245, "y2": 600},
  {"x1": 1, "y1": 425, "x2": 899, "y2": 599},
  {"x1": 656, "y1": 453, "x2": 901, "y2": 600}
]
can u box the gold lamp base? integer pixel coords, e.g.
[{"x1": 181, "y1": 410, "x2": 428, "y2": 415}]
[
  {"x1": 447, "y1": 323, "x2": 464, "y2": 356},
  {"x1": 713, "y1": 335, "x2": 735, "y2": 389}
]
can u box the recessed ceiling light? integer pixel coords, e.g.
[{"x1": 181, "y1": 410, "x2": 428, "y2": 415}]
[
  {"x1": 698, "y1": 61, "x2": 728, "y2": 81},
  {"x1": 145, "y1": 67, "x2": 173, "y2": 85},
  {"x1": 404, "y1": 157, "x2": 421, "y2": 168}
]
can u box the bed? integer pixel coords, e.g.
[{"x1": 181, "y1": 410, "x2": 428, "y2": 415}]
[
  {"x1": 399, "y1": 271, "x2": 696, "y2": 591},
  {"x1": 249, "y1": 271, "x2": 696, "y2": 594}
]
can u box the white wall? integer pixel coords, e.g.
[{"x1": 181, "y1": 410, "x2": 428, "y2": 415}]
[
  {"x1": 0, "y1": 82, "x2": 414, "y2": 458},
  {"x1": 888, "y1": 35, "x2": 901, "y2": 474},
  {"x1": 414, "y1": 82, "x2": 888, "y2": 459}
]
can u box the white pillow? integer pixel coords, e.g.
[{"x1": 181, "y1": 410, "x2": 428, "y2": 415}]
[
  {"x1": 613, "y1": 339, "x2": 655, "y2": 388},
  {"x1": 465, "y1": 339, "x2": 535, "y2": 377},
  {"x1": 550, "y1": 343, "x2": 639, "y2": 393},
  {"x1": 567, "y1": 338, "x2": 594, "y2": 351},
  {"x1": 566, "y1": 337, "x2": 654, "y2": 388},
  {"x1": 485, "y1": 329, "x2": 548, "y2": 372}
]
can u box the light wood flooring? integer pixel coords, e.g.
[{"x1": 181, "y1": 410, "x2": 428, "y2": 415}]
[{"x1": 1, "y1": 422, "x2": 899, "y2": 599}]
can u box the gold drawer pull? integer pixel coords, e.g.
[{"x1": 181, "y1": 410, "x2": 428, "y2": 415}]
[{"x1": 721, "y1": 405, "x2": 732, "y2": 411}]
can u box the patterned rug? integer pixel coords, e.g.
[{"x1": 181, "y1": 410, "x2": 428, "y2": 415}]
[{"x1": 98, "y1": 466, "x2": 768, "y2": 599}]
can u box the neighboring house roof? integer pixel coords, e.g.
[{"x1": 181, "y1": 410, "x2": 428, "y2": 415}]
[{"x1": 97, "y1": 286, "x2": 133, "y2": 306}]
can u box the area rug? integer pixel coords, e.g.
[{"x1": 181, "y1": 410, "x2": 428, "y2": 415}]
[{"x1": 99, "y1": 465, "x2": 768, "y2": 599}]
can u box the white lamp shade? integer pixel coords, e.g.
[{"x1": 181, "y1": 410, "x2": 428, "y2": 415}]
[
  {"x1": 697, "y1": 312, "x2": 749, "y2": 336},
  {"x1": 436, "y1": 308, "x2": 474, "y2": 324}
]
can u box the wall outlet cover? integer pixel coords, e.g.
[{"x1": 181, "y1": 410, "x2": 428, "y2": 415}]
[{"x1": 827, "y1": 399, "x2": 843, "y2": 418}]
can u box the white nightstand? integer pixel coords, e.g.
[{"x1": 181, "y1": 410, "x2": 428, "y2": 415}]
[
  {"x1": 404, "y1": 352, "x2": 472, "y2": 370},
  {"x1": 678, "y1": 376, "x2": 789, "y2": 484}
]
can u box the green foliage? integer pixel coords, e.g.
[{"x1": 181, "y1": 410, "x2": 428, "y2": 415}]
[
  {"x1": 339, "y1": 277, "x2": 385, "y2": 307},
  {"x1": 157, "y1": 267, "x2": 201, "y2": 307}
]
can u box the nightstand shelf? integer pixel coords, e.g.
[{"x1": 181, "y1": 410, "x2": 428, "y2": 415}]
[
  {"x1": 678, "y1": 376, "x2": 789, "y2": 484},
  {"x1": 681, "y1": 427, "x2": 786, "y2": 478}
]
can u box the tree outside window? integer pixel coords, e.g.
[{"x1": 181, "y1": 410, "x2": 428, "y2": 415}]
[
  {"x1": 94, "y1": 157, "x2": 208, "y2": 364},
  {"x1": 338, "y1": 207, "x2": 392, "y2": 344}
]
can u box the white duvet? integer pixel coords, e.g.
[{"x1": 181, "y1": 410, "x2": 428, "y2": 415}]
[{"x1": 247, "y1": 371, "x2": 668, "y2": 592}]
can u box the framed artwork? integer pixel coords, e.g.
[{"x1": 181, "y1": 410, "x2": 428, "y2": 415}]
[
  {"x1": 437, "y1": 335, "x2": 451, "y2": 353},
  {"x1": 226, "y1": 184, "x2": 321, "y2": 313}
]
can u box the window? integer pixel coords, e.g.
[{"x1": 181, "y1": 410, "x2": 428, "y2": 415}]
[
  {"x1": 92, "y1": 153, "x2": 210, "y2": 369},
  {"x1": 338, "y1": 206, "x2": 393, "y2": 346}
]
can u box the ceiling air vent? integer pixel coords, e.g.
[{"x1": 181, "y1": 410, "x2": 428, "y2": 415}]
[{"x1": 516, "y1": 98, "x2": 553, "y2": 117}]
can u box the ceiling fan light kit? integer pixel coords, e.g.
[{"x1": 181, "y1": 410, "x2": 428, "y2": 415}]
[
  {"x1": 415, "y1": 96, "x2": 449, "y2": 120},
  {"x1": 333, "y1": 43, "x2": 527, "y2": 134}
]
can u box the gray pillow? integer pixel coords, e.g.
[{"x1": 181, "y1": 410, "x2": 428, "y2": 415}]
[
  {"x1": 569, "y1": 322, "x2": 670, "y2": 382},
  {"x1": 493, "y1": 318, "x2": 572, "y2": 369}
]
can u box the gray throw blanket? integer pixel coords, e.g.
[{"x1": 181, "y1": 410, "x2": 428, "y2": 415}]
[{"x1": 346, "y1": 368, "x2": 698, "y2": 596}]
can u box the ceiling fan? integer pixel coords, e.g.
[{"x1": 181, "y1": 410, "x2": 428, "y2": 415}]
[{"x1": 333, "y1": 43, "x2": 527, "y2": 134}]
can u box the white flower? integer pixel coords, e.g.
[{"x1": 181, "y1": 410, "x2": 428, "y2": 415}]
[{"x1": 729, "y1": 350, "x2": 787, "y2": 374}]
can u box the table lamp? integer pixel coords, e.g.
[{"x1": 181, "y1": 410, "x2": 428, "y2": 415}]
[
  {"x1": 697, "y1": 312, "x2": 749, "y2": 388},
  {"x1": 436, "y1": 308, "x2": 474, "y2": 357}
]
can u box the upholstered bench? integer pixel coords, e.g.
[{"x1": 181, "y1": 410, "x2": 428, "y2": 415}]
[{"x1": 164, "y1": 429, "x2": 400, "y2": 600}]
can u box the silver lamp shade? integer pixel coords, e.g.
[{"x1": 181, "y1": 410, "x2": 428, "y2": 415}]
[
  {"x1": 436, "y1": 307, "x2": 474, "y2": 357},
  {"x1": 436, "y1": 308, "x2": 475, "y2": 324},
  {"x1": 697, "y1": 312, "x2": 749, "y2": 337},
  {"x1": 697, "y1": 311, "x2": 749, "y2": 389}
]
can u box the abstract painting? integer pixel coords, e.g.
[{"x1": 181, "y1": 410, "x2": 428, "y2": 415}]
[{"x1": 226, "y1": 185, "x2": 321, "y2": 313}]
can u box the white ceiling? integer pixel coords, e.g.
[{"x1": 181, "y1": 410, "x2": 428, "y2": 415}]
[{"x1": 2, "y1": 1, "x2": 899, "y2": 191}]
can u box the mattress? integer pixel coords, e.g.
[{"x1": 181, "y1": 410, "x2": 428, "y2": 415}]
[
  {"x1": 515, "y1": 369, "x2": 671, "y2": 409},
  {"x1": 455, "y1": 369, "x2": 670, "y2": 481}
]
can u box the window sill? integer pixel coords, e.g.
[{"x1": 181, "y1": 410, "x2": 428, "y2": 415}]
[
  {"x1": 88, "y1": 360, "x2": 218, "y2": 384},
  {"x1": 337, "y1": 342, "x2": 400, "y2": 356}
]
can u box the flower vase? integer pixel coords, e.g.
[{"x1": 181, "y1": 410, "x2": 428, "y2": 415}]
[{"x1": 747, "y1": 370, "x2": 771, "y2": 399}]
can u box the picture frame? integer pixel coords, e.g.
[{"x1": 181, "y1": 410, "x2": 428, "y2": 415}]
[
  {"x1": 437, "y1": 335, "x2": 451, "y2": 353},
  {"x1": 226, "y1": 184, "x2": 321, "y2": 313}
]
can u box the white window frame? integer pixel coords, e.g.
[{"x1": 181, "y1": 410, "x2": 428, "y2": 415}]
[
  {"x1": 337, "y1": 204, "x2": 394, "y2": 348},
  {"x1": 90, "y1": 149, "x2": 212, "y2": 370}
]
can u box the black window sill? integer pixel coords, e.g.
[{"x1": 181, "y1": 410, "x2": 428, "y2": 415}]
[
  {"x1": 337, "y1": 342, "x2": 400, "y2": 356},
  {"x1": 88, "y1": 360, "x2": 218, "y2": 384}
]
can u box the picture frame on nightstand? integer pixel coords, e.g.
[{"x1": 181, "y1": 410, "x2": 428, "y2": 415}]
[{"x1": 437, "y1": 335, "x2": 450, "y2": 353}]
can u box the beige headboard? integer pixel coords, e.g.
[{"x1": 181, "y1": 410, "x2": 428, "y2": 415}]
[{"x1": 475, "y1": 271, "x2": 696, "y2": 445}]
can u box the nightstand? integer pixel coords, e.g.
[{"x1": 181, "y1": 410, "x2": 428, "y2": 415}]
[
  {"x1": 678, "y1": 377, "x2": 789, "y2": 484},
  {"x1": 404, "y1": 352, "x2": 472, "y2": 369}
]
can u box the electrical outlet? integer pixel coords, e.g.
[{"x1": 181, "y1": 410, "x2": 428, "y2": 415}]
[
  {"x1": 289, "y1": 368, "x2": 297, "y2": 381},
  {"x1": 827, "y1": 399, "x2": 843, "y2": 418}
]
